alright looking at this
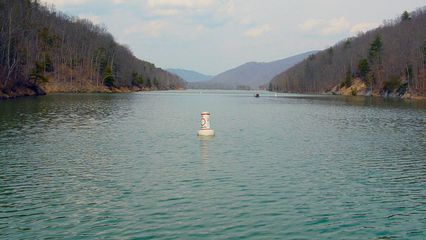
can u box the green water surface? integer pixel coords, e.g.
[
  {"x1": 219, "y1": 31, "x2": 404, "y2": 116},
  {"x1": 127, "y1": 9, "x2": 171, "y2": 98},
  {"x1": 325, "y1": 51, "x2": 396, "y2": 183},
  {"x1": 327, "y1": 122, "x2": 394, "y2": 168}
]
[{"x1": 1, "y1": 91, "x2": 425, "y2": 239}]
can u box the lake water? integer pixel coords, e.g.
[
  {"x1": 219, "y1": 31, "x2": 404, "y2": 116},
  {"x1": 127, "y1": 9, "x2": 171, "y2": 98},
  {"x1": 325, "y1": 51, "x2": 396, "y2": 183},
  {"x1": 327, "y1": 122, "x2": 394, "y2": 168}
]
[{"x1": 1, "y1": 91, "x2": 426, "y2": 239}]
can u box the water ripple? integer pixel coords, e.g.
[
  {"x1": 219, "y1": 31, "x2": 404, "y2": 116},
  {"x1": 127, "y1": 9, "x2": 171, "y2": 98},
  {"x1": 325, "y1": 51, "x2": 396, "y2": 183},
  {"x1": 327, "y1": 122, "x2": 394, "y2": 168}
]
[{"x1": 1, "y1": 92, "x2": 426, "y2": 239}]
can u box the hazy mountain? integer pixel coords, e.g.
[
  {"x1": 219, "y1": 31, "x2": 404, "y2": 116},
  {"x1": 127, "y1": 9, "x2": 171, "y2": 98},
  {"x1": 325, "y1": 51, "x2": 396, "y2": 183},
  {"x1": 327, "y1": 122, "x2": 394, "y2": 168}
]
[
  {"x1": 192, "y1": 51, "x2": 318, "y2": 90},
  {"x1": 167, "y1": 68, "x2": 213, "y2": 82}
]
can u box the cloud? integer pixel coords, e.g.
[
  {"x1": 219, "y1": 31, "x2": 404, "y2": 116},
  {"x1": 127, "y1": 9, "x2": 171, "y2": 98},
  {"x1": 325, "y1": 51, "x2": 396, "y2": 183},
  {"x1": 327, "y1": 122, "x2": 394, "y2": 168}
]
[
  {"x1": 110, "y1": 0, "x2": 128, "y2": 4},
  {"x1": 322, "y1": 17, "x2": 350, "y2": 35},
  {"x1": 78, "y1": 14, "x2": 101, "y2": 24},
  {"x1": 124, "y1": 20, "x2": 167, "y2": 37},
  {"x1": 299, "y1": 17, "x2": 350, "y2": 36},
  {"x1": 142, "y1": 0, "x2": 235, "y2": 29},
  {"x1": 41, "y1": 0, "x2": 93, "y2": 7},
  {"x1": 42, "y1": 0, "x2": 131, "y2": 7},
  {"x1": 244, "y1": 24, "x2": 272, "y2": 38},
  {"x1": 239, "y1": 17, "x2": 252, "y2": 25},
  {"x1": 217, "y1": 1, "x2": 235, "y2": 16},
  {"x1": 152, "y1": 8, "x2": 180, "y2": 16},
  {"x1": 299, "y1": 19, "x2": 323, "y2": 32},
  {"x1": 147, "y1": 0, "x2": 215, "y2": 9},
  {"x1": 299, "y1": 17, "x2": 381, "y2": 37},
  {"x1": 350, "y1": 22, "x2": 379, "y2": 35}
]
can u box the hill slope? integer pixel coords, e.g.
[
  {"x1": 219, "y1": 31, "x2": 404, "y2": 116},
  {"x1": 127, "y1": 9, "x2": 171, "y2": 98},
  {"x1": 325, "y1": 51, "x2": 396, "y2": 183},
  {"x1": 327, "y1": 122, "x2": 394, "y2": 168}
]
[
  {"x1": 193, "y1": 51, "x2": 317, "y2": 90},
  {"x1": 270, "y1": 7, "x2": 426, "y2": 97},
  {"x1": 167, "y1": 68, "x2": 212, "y2": 82},
  {"x1": 0, "y1": 0, "x2": 185, "y2": 99}
]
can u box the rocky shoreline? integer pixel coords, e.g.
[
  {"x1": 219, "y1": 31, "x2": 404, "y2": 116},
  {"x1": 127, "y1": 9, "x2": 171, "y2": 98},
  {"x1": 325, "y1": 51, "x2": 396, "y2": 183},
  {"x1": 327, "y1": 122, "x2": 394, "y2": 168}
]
[
  {"x1": 325, "y1": 78, "x2": 425, "y2": 100},
  {"x1": 0, "y1": 83, "x2": 46, "y2": 99},
  {"x1": 0, "y1": 74, "x2": 189, "y2": 100},
  {"x1": 0, "y1": 84, "x2": 157, "y2": 100}
]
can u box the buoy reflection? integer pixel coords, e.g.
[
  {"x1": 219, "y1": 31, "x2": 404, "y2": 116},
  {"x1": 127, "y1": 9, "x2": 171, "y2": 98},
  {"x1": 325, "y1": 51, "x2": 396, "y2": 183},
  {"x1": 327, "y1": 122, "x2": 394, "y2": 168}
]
[{"x1": 198, "y1": 135, "x2": 213, "y2": 161}]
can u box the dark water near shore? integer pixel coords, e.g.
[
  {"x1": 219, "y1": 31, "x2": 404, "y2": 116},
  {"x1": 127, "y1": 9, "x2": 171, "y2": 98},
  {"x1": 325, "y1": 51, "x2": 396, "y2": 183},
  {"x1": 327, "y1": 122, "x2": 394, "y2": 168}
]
[{"x1": 1, "y1": 91, "x2": 426, "y2": 239}]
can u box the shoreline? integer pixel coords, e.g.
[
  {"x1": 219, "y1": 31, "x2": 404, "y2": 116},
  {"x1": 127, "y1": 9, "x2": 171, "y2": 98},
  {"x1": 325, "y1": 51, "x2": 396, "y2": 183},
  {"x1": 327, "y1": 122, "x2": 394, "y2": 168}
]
[
  {"x1": 1, "y1": 76, "x2": 187, "y2": 100},
  {"x1": 0, "y1": 85, "x2": 185, "y2": 100},
  {"x1": 2, "y1": 86, "x2": 425, "y2": 101},
  {"x1": 323, "y1": 90, "x2": 426, "y2": 100},
  {"x1": 322, "y1": 78, "x2": 426, "y2": 100}
]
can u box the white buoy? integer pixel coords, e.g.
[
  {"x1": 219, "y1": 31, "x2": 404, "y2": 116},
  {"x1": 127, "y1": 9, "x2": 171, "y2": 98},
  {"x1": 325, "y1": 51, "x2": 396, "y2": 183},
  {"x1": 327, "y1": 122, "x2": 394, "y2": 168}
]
[{"x1": 197, "y1": 112, "x2": 215, "y2": 136}]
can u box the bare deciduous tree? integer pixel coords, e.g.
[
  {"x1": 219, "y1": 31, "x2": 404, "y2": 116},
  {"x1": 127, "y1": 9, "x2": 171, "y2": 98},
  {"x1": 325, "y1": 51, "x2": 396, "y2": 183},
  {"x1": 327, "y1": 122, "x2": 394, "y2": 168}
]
[
  {"x1": 270, "y1": 7, "x2": 426, "y2": 96},
  {"x1": 0, "y1": 0, "x2": 185, "y2": 96}
]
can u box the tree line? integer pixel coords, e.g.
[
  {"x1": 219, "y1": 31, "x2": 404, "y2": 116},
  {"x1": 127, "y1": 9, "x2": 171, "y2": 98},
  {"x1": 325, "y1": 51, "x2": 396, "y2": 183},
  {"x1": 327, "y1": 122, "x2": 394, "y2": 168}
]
[
  {"x1": 270, "y1": 7, "x2": 426, "y2": 97},
  {"x1": 0, "y1": 0, "x2": 185, "y2": 97}
]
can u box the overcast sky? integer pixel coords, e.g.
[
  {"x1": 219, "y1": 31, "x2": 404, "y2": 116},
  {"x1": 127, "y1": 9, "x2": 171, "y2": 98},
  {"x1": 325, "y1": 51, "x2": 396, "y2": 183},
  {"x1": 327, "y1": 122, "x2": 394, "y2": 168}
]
[{"x1": 43, "y1": 0, "x2": 425, "y2": 75}]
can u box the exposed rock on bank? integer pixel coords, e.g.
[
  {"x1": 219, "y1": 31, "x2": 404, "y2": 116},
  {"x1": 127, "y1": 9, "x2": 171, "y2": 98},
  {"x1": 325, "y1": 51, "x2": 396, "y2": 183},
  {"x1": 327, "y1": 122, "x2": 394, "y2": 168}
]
[
  {"x1": 0, "y1": 83, "x2": 46, "y2": 99},
  {"x1": 325, "y1": 78, "x2": 421, "y2": 99},
  {"x1": 327, "y1": 78, "x2": 369, "y2": 96}
]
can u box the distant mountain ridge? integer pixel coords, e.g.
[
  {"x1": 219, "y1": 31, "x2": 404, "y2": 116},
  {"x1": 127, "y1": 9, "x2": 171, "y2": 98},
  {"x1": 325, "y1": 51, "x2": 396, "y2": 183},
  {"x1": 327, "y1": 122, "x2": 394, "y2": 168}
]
[
  {"x1": 190, "y1": 51, "x2": 318, "y2": 90},
  {"x1": 167, "y1": 68, "x2": 213, "y2": 82}
]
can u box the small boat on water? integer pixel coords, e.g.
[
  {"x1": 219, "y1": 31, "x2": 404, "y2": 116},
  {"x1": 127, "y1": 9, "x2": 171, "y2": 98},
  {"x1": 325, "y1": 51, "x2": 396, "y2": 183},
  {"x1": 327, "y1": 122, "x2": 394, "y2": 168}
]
[{"x1": 254, "y1": 93, "x2": 260, "y2": 97}]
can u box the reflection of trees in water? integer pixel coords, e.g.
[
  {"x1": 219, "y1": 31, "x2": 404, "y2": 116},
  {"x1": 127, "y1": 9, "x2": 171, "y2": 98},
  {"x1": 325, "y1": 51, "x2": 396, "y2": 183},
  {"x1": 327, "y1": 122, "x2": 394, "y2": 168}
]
[{"x1": 0, "y1": 94, "x2": 134, "y2": 135}]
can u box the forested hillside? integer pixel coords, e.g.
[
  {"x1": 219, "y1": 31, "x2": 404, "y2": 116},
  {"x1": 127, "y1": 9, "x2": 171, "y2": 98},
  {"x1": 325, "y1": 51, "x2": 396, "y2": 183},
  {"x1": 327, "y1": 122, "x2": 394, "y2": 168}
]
[
  {"x1": 270, "y1": 7, "x2": 426, "y2": 97},
  {"x1": 0, "y1": 0, "x2": 185, "y2": 98}
]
